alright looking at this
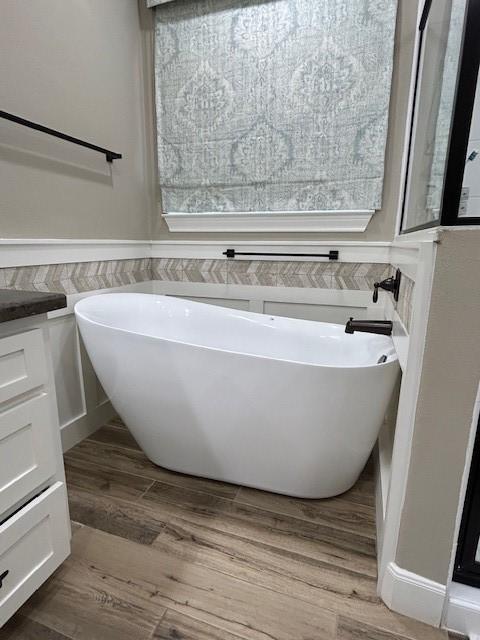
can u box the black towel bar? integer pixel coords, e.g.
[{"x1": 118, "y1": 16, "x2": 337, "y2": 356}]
[
  {"x1": 223, "y1": 249, "x2": 339, "y2": 260},
  {"x1": 0, "y1": 110, "x2": 122, "y2": 163}
]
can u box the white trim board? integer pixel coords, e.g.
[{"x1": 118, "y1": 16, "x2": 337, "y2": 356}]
[
  {"x1": 381, "y1": 562, "x2": 446, "y2": 627},
  {"x1": 60, "y1": 401, "x2": 115, "y2": 452},
  {"x1": 0, "y1": 239, "x2": 151, "y2": 268},
  {"x1": 151, "y1": 240, "x2": 392, "y2": 262},
  {"x1": 0, "y1": 238, "x2": 428, "y2": 267},
  {"x1": 162, "y1": 210, "x2": 374, "y2": 233},
  {"x1": 445, "y1": 582, "x2": 480, "y2": 637},
  {"x1": 384, "y1": 295, "x2": 409, "y2": 372},
  {"x1": 378, "y1": 241, "x2": 437, "y2": 595}
]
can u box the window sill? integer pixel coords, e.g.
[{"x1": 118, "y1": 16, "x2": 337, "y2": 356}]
[{"x1": 162, "y1": 211, "x2": 375, "y2": 233}]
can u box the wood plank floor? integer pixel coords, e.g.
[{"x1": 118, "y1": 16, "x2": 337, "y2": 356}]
[{"x1": 5, "y1": 417, "x2": 457, "y2": 640}]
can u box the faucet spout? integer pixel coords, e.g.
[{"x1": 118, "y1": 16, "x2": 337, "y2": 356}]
[{"x1": 345, "y1": 317, "x2": 393, "y2": 336}]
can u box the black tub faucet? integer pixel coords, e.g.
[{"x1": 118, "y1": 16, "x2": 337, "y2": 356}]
[
  {"x1": 345, "y1": 318, "x2": 393, "y2": 336},
  {"x1": 373, "y1": 269, "x2": 402, "y2": 303}
]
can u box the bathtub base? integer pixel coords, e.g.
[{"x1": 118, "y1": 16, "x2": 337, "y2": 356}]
[
  {"x1": 143, "y1": 455, "x2": 363, "y2": 499},
  {"x1": 120, "y1": 413, "x2": 370, "y2": 499}
]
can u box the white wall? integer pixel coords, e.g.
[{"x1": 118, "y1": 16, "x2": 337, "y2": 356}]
[{"x1": 0, "y1": 0, "x2": 155, "y2": 239}]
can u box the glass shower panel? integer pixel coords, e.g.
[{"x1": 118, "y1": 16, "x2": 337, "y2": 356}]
[
  {"x1": 402, "y1": 0, "x2": 467, "y2": 231},
  {"x1": 460, "y1": 70, "x2": 480, "y2": 217}
]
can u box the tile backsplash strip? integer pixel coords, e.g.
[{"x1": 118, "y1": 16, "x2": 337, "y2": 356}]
[
  {"x1": 394, "y1": 272, "x2": 415, "y2": 332},
  {"x1": 0, "y1": 256, "x2": 413, "y2": 329},
  {"x1": 0, "y1": 259, "x2": 151, "y2": 294},
  {"x1": 151, "y1": 258, "x2": 392, "y2": 290}
]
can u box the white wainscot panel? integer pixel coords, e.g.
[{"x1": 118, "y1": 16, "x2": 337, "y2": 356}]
[
  {"x1": 96, "y1": 378, "x2": 108, "y2": 406},
  {"x1": 169, "y1": 295, "x2": 250, "y2": 311},
  {"x1": 48, "y1": 316, "x2": 85, "y2": 429},
  {"x1": 264, "y1": 301, "x2": 368, "y2": 324}
]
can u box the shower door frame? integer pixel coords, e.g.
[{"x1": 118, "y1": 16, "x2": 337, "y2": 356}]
[{"x1": 454, "y1": 414, "x2": 480, "y2": 588}]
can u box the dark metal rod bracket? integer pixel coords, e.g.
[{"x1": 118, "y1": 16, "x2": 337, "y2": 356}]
[
  {"x1": 223, "y1": 249, "x2": 339, "y2": 260},
  {"x1": 0, "y1": 110, "x2": 122, "y2": 163}
]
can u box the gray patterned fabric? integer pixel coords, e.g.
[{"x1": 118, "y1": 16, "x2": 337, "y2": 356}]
[{"x1": 154, "y1": 0, "x2": 397, "y2": 214}]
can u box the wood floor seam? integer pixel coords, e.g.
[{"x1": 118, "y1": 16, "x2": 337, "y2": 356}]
[
  {"x1": 68, "y1": 439, "x2": 240, "y2": 501},
  {"x1": 154, "y1": 513, "x2": 378, "y2": 583},
  {"x1": 136, "y1": 480, "x2": 157, "y2": 503}
]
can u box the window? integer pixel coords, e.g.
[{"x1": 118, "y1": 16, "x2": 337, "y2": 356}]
[
  {"x1": 152, "y1": 0, "x2": 397, "y2": 232},
  {"x1": 400, "y1": 0, "x2": 480, "y2": 233}
]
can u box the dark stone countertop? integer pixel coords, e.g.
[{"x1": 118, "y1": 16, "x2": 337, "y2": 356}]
[{"x1": 0, "y1": 289, "x2": 67, "y2": 323}]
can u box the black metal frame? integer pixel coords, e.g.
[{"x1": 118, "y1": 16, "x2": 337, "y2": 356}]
[
  {"x1": 0, "y1": 110, "x2": 122, "y2": 163},
  {"x1": 440, "y1": 0, "x2": 480, "y2": 226},
  {"x1": 454, "y1": 414, "x2": 480, "y2": 588},
  {"x1": 400, "y1": 0, "x2": 480, "y2": 233},
  {"x1": 223, "y1": 249, "x2": 339, "y2": 260}
]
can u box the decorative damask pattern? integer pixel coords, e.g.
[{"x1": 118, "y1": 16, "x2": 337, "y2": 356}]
[
  {"x1": 154, "y1": 0, "x2": 397, "y2": 214},
  {"x1": 231, "y1": 2, "x2": 297, "y2": 59}
]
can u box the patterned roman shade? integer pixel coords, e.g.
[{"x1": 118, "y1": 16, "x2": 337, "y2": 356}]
[{"x1": 154, "y1": 0, "x2": 397, "y2": 215}]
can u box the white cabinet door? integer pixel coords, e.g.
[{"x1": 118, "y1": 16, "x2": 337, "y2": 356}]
[
  {"x1": 0, "y1": 330, "x2": 47, "y2": 405},
  {"x1": 0, "y1": 482, "x2": 70, "y2": 627},
  {"x1": 0, "y1": 395, "x2": 57, "y2": 516}
]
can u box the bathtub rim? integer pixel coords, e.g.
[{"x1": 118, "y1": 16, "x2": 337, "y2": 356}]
[{"x1": 75, "y1": 293, "x2": 399, "y2": 371}]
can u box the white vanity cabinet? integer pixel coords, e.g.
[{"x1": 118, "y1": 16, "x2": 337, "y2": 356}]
[{"x1": 0, "y1": 316, "x2": 70, "y2": 627}]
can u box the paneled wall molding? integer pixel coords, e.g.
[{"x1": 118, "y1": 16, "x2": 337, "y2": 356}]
[{"x1": 53, "y1": 281, "x2": 152, "y2": 452}]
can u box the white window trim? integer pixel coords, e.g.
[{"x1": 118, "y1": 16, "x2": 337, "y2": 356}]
[{"x1": 162, "y1": 210, "x2": 375, "y2": 233}]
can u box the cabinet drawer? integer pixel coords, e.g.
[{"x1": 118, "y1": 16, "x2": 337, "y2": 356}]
[
  {"x1": 0, "y1": 330, "x2": 48, "y2": 405},
  {"x1": 0, "y1": 395, "x2": 56, "y2": 516},
  {"x1": 0, "y1": 482, "x2": 70, "y2": 627}
]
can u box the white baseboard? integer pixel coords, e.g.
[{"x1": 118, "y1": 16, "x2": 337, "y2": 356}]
[
  {"x1": 374, "y1": 444, "x2": 385, "y2": 565},
  {"x1": 380, "y1": 562, "x2": 446, "y2": 627},
  {"x1": 60, "y1": 401, "x2": 115, "y2": 452},
  {"x1": 444, "y1": 582, "x2": 480, "y2": 637}
]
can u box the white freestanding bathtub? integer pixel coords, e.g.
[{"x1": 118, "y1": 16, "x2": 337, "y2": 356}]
[{"x1": 75, "y1": 293, "x2": 399, "y2": 498}]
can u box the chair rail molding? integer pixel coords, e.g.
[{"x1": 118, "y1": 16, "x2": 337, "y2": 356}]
[
  {"x1": 0, "y1": 238, "x2": 427, "y2": 267},
  {"x1": 151, "y1": 240, "x2": 393, "y2": 263}
]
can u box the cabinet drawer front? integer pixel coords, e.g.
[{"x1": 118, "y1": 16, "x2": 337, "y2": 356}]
[
  {"x1": 0, "y1": 395, "x2": 56, "y2": 516},
  {"x1": 0, "y1": 330, "x2": 47, "y2": 405},
  {"x1": 0, "y1": 482, "x2": 70, "y2": 627}
]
